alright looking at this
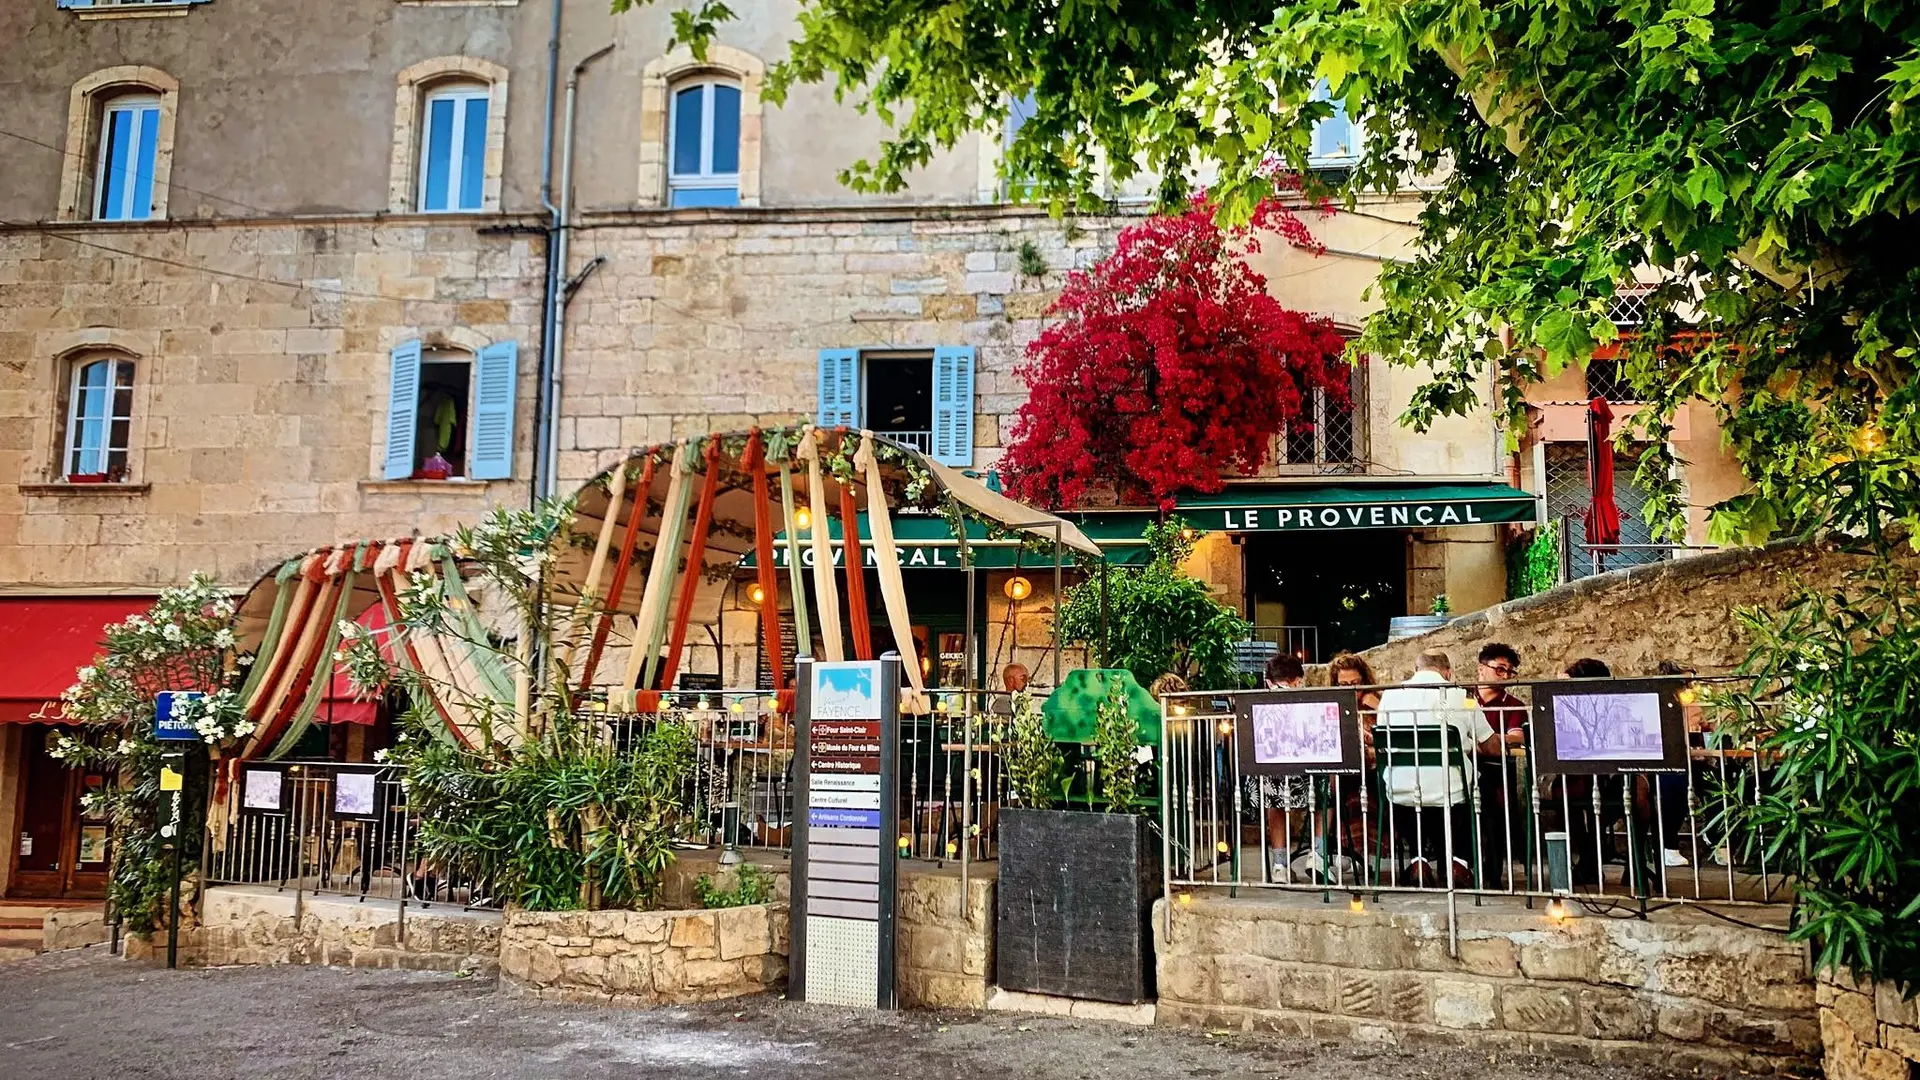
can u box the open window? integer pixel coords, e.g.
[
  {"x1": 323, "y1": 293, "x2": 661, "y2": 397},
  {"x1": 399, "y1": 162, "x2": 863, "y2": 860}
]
[
  {"x1": 382, "y1": 339, "x2": 518, "y2": 480},
  {"x1": 668, "y1": 78, "x2": 742, "y2": 208},
  {"x1": 59, "y1": 354, "x2": 135, "y2": 483},
  {"x1": 816, "y1": 347, "x2": 974, "y2": 466},
  {"x1": 1308, "y1": 80, "x2": 1359, "y2": 169},
  {"x1": 60, "y1": 66, "x2": 177, "y2": 222}
]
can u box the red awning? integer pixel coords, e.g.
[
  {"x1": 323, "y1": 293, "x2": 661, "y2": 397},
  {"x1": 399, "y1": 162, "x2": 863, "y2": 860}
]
[{"x1": 0, "y1": 596, "x2": 155, "y2": 724}]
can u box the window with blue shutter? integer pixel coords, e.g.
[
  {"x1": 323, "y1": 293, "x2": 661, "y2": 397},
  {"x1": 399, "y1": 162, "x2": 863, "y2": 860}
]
[
  {"x1": 468, "y1": 340, "x2": 518, "y2": 480},
  {"x1": 816, "y1": 348, "x2": 860, "y2": 428},
  {"x1": 383, "y1": 341, "x2": 423, "y2": 480},
  {"x1": 929, "y1": 346, "x2": 976, "y2": 466}
]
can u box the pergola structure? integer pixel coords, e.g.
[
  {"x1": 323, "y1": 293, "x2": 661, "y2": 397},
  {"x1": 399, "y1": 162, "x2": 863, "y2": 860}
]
[{"x1": 223, "y1": 426, "x2": 1102, "y2": 766}]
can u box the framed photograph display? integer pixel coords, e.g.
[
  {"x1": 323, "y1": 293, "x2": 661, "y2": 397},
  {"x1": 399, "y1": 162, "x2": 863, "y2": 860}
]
[
  {"x1": 1234, "y1": 690, "x2": 1363, "y2": 776},
  {"x1": 1532, "y1": 678, "x2": 1689, "y2": 774},
  {"x1": 331, "y1": 769, "x2": 382, "y2": 821},
  {"x1": 241, "y1": 766, "x2": 287, "y2": 813}
]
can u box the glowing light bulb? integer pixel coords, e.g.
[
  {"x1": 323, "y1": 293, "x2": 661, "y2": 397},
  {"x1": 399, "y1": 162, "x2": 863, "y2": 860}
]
[
  {"x1": 1854, "y1": 423, "x2": 1887, "y2": 454},
  {"x1": 945, "y1": 841, "x2": 958, "y2": 857},
  {"x1": 745, "y1": 583, "x2": 766, "y2": 605},
  {"x1": 1178, "y1": 892, "x2": 1193, "y2": 906},
  {"x1": 1216, "y1": 718, "x2": 1231, "y2": 735},
  {"x1": 897, "y1": 835, "x2": 910, "y2": 849},
  {"x1": 1216, "y1": 841, "x2": 1230, "y2": 854},
  {"x1": 1004, "y1": 576, "x2": 1033, "y2": 601},
  {"x1": 794, "y1": 506, "x2": 812, "y2": 531},
  {"x1": 1349, "y1": 896, "x2": 1365, "y2": 914},
  {"x1": 1547, "y1": 899, "x2": 1570, "y2": 924}
]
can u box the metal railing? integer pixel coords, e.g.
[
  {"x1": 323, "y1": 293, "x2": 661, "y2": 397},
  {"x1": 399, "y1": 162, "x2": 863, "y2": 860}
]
[
  {"x1": 1246, "y1": 625, "x2": 1324, "y2": 665},
  {"x1": 1159, "y1": 677, "x2": 1791, "y2": 916},
  {"x1": 203, "y1": 763, "x2": 498, "y2": 911},
  {"x1": 206, "y1": 687, "x2": 1020, "y2": 904}
]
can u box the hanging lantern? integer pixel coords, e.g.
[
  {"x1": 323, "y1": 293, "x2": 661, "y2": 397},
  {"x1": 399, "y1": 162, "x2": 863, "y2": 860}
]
[
  {"x1": 1003, "y1": 575, "x2": 1032, "y2": 601},
  {"x1": 794, "y1": 506, "x2": 813, "y2": 531},
  {"x1": 745, "y1": 582, "x2": 766, "y2": 605}
]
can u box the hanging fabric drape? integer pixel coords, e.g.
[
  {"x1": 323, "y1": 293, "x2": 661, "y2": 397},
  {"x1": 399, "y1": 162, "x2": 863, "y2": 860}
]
[
  {"x1": 557, "y1": 459, "x2": 630, "y2": 678},
  {"x1": 624, "y1": 441, "x2": 692, "y2": 705},
  {"x1": 242, "y1": 555, "x2": 321, "y2": 722},
  {"x1": 855, "y1": 434, "x2": 931, "y2": 715},
  {"x1": 247, "y1": 556, "x2": 343, "y2": 756},
  {"x1": 657, "y1": 439, "x2": 723, "y2": 691},
  {"x1": 579, "y1": 456, "x2": 655, "y2": 692},
  {"x1": 437, "y1": 552, "x2": 514, "y2": 705},
  {"x1": 745, "y1": 432, "x2": 788, "y2": 692},
  {"x1": 796, "y1": 428, "x2": 844, "y2": 662},
  {"x1": 264, "y1": 550, "x2": 364, "y2": 760},
  {"x1": 777, "y1": 461, "x2": 812, "y2": 664},
  {"x1": 373, "y1": 548, "x2": 470, "y2": 749},
  {"x1": 235, "y1": 559, "x2": 301, "y2": 706},
  {"x1": 839, "y1": 481, "x2": 874, "y2": 661}
]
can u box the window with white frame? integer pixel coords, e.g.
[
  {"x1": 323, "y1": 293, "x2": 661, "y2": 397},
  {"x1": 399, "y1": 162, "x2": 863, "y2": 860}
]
[
  {"x1": 382, "y1": 339, "x2": 519, "y2": 480},
  {"x1": 668, "y1": 78, "x2": 741, "y2": 208},
  {"x1": 1002, "y1": 92, "x2": 1040, "y2": 201},
  {"x1": 62, "y1": 356, "x2": 135, "y2": 482},
  {"x1": 1308, "y1": 80, "x2": 1358, "y2": 168},
  {"x1": 417, "y1": 82, "x2": 490, "y2": 213},
  {"x1": 93, "y1": 94, "x2": 161, "y2": 221}
]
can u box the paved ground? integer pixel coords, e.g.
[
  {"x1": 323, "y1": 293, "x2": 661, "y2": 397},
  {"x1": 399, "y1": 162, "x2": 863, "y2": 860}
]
[{"x1": 1, "y1": 948, "x2": 1677, "y2": 1080}]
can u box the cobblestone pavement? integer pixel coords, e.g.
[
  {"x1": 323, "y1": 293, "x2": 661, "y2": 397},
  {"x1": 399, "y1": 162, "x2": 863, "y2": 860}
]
[{"x1": 0, "y1": 948, "x2": 1682, "y2": 1080}]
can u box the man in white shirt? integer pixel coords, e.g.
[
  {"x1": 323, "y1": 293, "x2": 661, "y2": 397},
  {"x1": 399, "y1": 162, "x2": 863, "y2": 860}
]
[{"x1": 1374, "y1": 650, "x2": 1499, "y2": 888}]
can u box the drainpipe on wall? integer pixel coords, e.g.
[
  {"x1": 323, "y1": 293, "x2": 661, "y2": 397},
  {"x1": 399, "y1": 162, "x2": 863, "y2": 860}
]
[
  {"x1": 544, "y1": 43, "x2": 617, "y2": 498},
  {"x1": 533, "y1": 0, "x2": 564, "y2": 507}
]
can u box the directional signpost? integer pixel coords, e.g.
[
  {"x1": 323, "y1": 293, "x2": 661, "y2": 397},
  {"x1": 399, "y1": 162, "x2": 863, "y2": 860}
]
[
  {"x1": 790, "y1": 655, "x2": 899, "y2": 1009},
  {"x1": 154, "y1": 691, "x2": 202, "y2": 969}
]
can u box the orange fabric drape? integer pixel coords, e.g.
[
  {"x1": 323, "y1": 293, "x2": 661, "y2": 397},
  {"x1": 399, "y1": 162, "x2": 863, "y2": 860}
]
[
  {"x1": 745, "y1": 432, "x2": 788, "y2": 692},
  {"x1": 579, "y1": 456, "x2": 656, "y2": 692},
  {"x1": 657, "y1": 440, "x2": 722, "y2": 691},
  {"x1": 373, "y1": 544, "x2": 473, "y2": 751},
  {"x1": 839, "y1": 482, "x2": 873, "y2": 661}
]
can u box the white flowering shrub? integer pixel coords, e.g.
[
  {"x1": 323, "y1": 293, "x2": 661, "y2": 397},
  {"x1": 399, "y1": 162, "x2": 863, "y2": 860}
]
[{"x1": 51, "y1": 572, "x2": 247, "y2": 932}]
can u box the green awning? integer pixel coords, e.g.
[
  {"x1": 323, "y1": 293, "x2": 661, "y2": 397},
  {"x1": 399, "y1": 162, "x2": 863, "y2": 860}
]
[
  {"x1": 1147, "y1": 481, "x2": 1539, "y2": 533},
  {"x1": 736, "y1": 481, "x2": 1537, "y2": 573},
  {"x1": 737, "y1": 514, "x2": 1150, "y2": 572}
]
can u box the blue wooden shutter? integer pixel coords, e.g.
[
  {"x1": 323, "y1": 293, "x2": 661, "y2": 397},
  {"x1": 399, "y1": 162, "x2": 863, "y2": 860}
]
[
  {"x1": 469, "y1": 340, "x2": 519, "y2": 480},
  {"x1": 816, "y1": 348, "x2": 860, "y2": 428},
  {"x1": 56, "y1": 1, "x2": 96, "y2": 8},
  {"x1": 382, "y1": 340, "x2": 423, "y2": 480},
  {"x1": 930, "y1": 345, "x2": 976, "y2": 466}
]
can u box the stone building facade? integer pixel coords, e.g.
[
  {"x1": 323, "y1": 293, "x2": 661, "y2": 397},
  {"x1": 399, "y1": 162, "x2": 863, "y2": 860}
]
[{"x1": 0, "y1": 0, "x2": 1625, "y2": 895}]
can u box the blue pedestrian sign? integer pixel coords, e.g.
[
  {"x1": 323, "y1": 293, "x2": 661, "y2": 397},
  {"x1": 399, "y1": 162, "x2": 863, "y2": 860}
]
[{"x1": 154, "y1": 691, "x2": 205, "y2": 741}]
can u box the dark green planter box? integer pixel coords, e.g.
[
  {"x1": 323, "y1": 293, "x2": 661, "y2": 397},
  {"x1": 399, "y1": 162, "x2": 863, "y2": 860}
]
[{"x1": 995, "y1": 807, "x2": 1161, "y2": 1004}]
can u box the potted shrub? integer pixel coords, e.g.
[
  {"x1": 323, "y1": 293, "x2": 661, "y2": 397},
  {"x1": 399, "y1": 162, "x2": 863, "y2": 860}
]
[{"x1": 994, "y1": 678, "x2": 1161, "y2": 1003}]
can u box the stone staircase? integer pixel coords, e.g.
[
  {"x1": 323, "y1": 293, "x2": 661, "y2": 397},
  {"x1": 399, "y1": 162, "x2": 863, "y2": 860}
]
[{"x1": 0, "y1": 900, "x2": 103, "y2": 962}]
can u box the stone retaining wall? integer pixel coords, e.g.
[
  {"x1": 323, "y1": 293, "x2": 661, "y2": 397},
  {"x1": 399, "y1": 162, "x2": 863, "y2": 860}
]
[
  {"x1": 127, "y1": 886, "x2": 501, "y2": 972},
  {"x1": 1821, "y1": 973, "x2": 1920, "y2": 1080},
  {"x1": 896, "y1": 862, "x2": 995, "y2": 1009},
  {"x1": 1154, "y1": 895, "x2": 1815, "y2": 1074},
  {"x1": 498, "y1": 904, "x2": 786, "y2": 1007}
]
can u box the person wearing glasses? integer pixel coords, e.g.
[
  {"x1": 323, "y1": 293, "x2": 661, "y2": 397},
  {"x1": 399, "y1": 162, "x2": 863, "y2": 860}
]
[{"x1": 1472, "y1": 643, "x2": 1527, "y2": 888}]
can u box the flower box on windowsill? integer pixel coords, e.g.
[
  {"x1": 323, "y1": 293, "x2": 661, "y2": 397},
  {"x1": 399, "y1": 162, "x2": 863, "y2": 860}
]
[
  {"x1": 357, "y1": 478, "x2": 494, "y2": 495},
  {"x1": 21, "y1": 482, "x2": 150, "y2": 497}
]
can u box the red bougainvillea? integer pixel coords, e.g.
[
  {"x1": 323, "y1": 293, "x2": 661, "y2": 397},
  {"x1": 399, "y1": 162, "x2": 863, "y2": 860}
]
[{"x1": 999, "y1": 198, "x2": 1352, "y2": 510}]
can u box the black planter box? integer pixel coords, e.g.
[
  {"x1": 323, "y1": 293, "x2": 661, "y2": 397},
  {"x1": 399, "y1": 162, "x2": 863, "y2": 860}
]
[{"x1": 994, "y1": 807, "x2": 1162, "y2": 1003}]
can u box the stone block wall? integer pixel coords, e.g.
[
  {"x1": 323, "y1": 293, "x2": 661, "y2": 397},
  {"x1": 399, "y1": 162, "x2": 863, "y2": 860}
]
[
  {"x1": 127, "y1": 885, "x2": 501, "y2": 972},
  {"x1": 1154, "y1": 895, "x2": 1816, "y2": 1074},
  {"x1": 0, "y1": 219, "x2": 544, "y2": 590},
  {"x1": 498, "y1": 905, "x2": 787, "y2": 1007},
  {"x1": 1361, "y1": 537, "x2": 1914, "y2": 679},
  {"x1": 896, "y1": 862, "x2": 996, "y2": 1009},
  {"x1": 42, "y1": 906, "x2": 108, "y2": 951},
  {"x1": 1822, "y1": 973, "x2": 1920, "y2": 1080}
]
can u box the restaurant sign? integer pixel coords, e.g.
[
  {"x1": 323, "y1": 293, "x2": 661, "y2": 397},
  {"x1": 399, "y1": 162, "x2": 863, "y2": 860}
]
[{"x1": 1187, "y1": 498, "x2": 1536, "y2": 533}]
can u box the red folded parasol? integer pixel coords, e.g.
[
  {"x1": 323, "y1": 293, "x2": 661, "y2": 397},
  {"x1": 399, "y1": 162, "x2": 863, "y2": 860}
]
[{"x1": 1585, "y1": 396, "x2": 1622, "y2": 548}]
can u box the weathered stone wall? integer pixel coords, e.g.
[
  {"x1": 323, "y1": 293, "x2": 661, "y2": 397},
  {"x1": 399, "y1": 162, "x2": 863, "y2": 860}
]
[
  {"x1": 498, "y1": 905, "x2": 787, "y2": 1007},
  {"x1": 896, "y1": 862, "x2": 996, "y2": 1009},
  {"x1": 42, "y1": 906, "x2": 108, "y2": 952},
  {"x1": 1821, "y1": 973, "x2": 1920, "y2": 1080},
  {"x1": 126, "y1": 885, "x2": 501, "y2": 972},
  {"x1": 1361, "y1": 537, "x2": 1910, "y2": 680},
  {"x1": 1154, "y1": 895, "x2": 1816, "y2": 1074},
  {"x1": 0, "y1": 220, "x2": 543, "y2": 589}
]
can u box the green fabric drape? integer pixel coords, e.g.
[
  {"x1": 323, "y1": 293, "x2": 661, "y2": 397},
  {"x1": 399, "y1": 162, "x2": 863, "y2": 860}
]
[
  {"x1": 266, "y1": 556, "x2": 363, "y2": 760},
  {"x1": 235, "y1": 559, "x2": 302, "y2": 705}
]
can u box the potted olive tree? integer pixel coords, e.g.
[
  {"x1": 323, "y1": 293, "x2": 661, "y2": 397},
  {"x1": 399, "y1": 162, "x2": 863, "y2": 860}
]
[{"x1": 994, "y1": 678, "x2": 1161, "y2": 1004}]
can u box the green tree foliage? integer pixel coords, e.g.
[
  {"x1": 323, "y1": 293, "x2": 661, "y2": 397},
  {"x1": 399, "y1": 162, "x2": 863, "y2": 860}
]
[
  {"x1": 624, "y1": 0, "x2": 1920, "y2": 543},
  {"x1": 1507, "y1": 521, "x2": 1562, "y2": 600},
  {"x1": 1054, "y1": 520, "x2": 1251, "y2": 691},
  {"x1": 1716, "y1": 556, "x2": 1920, "y2": 991},
  {"x1": 999, "y1": 689, "x2": 1068, "y2": 809},
  {"x1": 1091, "y1": 681, "x2": 1144, "y2": 813}
]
